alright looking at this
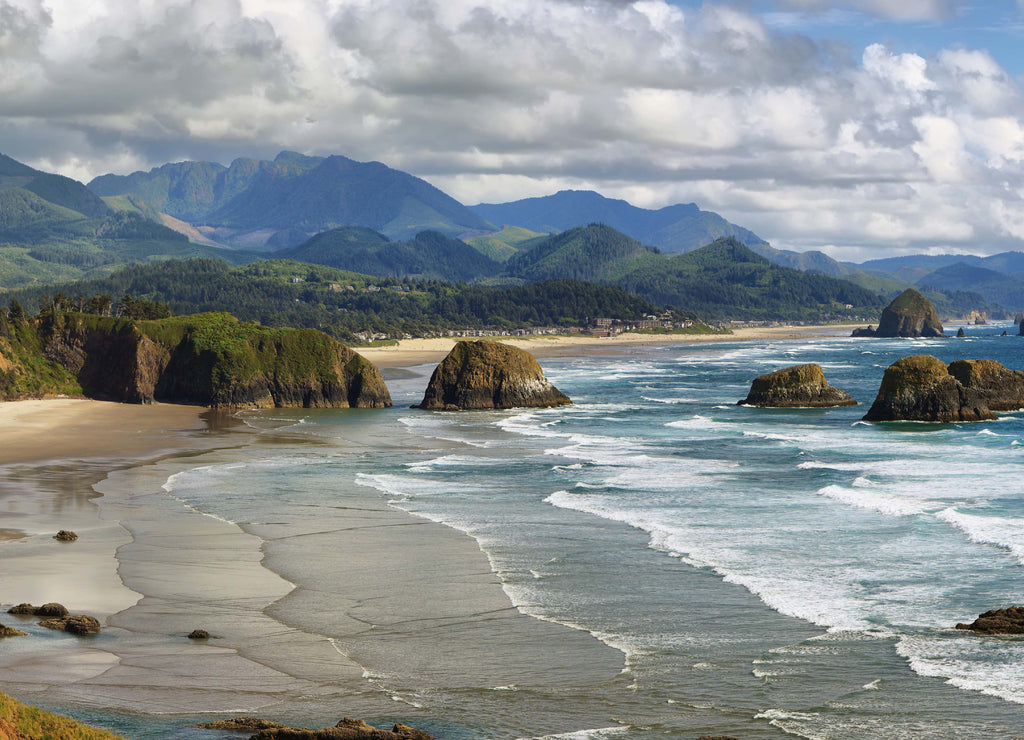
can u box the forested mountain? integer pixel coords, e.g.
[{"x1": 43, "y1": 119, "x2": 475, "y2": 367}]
[
  {"x1": 0, "y1": 152, "x2": 239, "y2": 289},
  {"x1": 615, "y1": 238, "x2": 887, "y2": 320},
  {"x1": 89, "y1": 151, "x2": 494, "y2": 249},
  {"x1": 916, "y1": 263, "x2": 1024, "y2": 310},
  {"x1": 1, "y1": 258, "x2": 669, "y2": 341},
  {"x1": 505, "y1": 224, "x2": 660, "y2": 282},
  {"x1": 277, "y1": 227, "x2": 502, "y2": 281},
  {"x1": 472, "y1": 189, "x2": 768, "y2": 253}
]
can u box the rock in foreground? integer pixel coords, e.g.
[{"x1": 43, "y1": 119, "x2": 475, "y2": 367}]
[
  {"x1": 417, "y1": 340, "x2": 571, "y2": 410},
  {"x1": 852, "y1": 289, "x2": 945, "y2": 338},
  {"x1": 739, "y1": 364, "x2": 857, "y2": 408},
  {"x1": 863, "y1": 355, "x2": 1024, "y2": 422},
  {"x1": 252, "y1": 717, "x2": 432, "y2": 739},
  {"x1": 956, "y1": 607, "x2": 1024, "y2": 635}
]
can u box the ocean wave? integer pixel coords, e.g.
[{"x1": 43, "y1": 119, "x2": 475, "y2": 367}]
[
  {"x1": 517, "y1": 726, "x2": 630, "y2": 740},
  {"x1": 896, "y1": 633, "x2": 1024, "y2": 705},
  {"x1": 936, "y1": 508, "x2": 1024, "y2": 565},
  {"x1": 815, "y1": 484, "x2": 935, "y2": 517}
]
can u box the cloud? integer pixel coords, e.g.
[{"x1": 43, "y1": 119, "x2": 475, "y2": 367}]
[
  {"x1": 3, "y1": 0, "x2": 1024, "y2": 259},
  {"x1": 778, "y1": 0, "x2": 961, "y2": 22}
]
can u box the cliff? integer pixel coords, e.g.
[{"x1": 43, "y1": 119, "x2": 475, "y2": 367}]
[
  {"x1": 0, "y1": 311, "x2": 391, "y2": 409},
  {"x1": 739, "y1": 364, "x2": 857, "y2": 407},
  {"x1": 861, "y1": 354, "x2": 1024, "y2": 422},
  {"x1": 853, "y1": 289, "x2": 945, "y2": 338},
  {"x1": 417, "y1": 340, "x2": 571, "y2": 410}
]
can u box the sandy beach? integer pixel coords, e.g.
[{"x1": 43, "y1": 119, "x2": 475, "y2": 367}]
[{"x1": 358, "y1": 324, "x2": 854, "y2": 368}]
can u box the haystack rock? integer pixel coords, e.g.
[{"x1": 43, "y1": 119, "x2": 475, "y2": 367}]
[
  {"x1": 956, "y1": 607, "x2": 1024, "y2": 635},
  {"x1": 417, "y1": 340, "x2": 571, "y2": 410},
  {"x1": 852, "y1": 289, "x2": 944, "y2": 338},
  {"x1": 739, "y1": 364, "x2": 857, "y2": 408},
  {"x1": 863, "y1": 355, "x2": 1024, "y2": 422}
]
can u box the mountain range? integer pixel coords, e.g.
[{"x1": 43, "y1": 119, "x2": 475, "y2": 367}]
[{"x1": 1, "y1": 149, "x2": 1023, "y2": 317}]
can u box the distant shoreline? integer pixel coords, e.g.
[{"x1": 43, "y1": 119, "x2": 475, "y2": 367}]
[{"x1": 357, "y1": 324, "x2": 856, "y2": 368}]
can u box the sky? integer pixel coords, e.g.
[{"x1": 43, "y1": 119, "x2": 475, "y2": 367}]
[{"x1": 4, "y1": 0, "x2": 1024, "y2": 261}]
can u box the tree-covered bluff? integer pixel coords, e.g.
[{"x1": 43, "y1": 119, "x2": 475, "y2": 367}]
[
  {"x1": 0, "y1": 308, "x2": 391, "y2": 408},
  {"x1": 2, "y1": 258, "x2": 678, "y2": 341}
]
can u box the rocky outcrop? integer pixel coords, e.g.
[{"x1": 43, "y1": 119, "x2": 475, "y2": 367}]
[
  {"x1": 956, "y1": 327, "x2": 966, "y2": 338},
  {"x1": 0, "y1": 624, "x2": 27, "y2": 637},
  {"x1": 252, "y1": 717, "x2": 433, "y2": 740},
  {"x1": 36, "y1": 312, "x2": 392, "y2": 409},
  {"x1": 39, "y1": 614, "x2": 101, "y2": 635},
  {"x1": 852, "y1": 289, "x2": 944, "y2": 338},
  {"x1": 862, "y1": 355, "x2": 1024, "y2": 422},
  {"x1": 188, "y1": 629, "x2": 210, "y2": 639},
  {"x1": 8, "y1": 603, "x2": 68, "y2": 618},
  {"x1": 739, "y1": 364, "x2": 857, "y2": 408},
  {"x1": 417, "y1": 340, "x2": 571, "y2": 410},
  {"x1": 53, "y1": 530, "x2": 77, "y2": 542},
  {"x1": 947, "y1": 359, "x2": 1024, "y2": 411},
  {"x1": 196, "y1": 718, "x2": 286, "y2": 731},
  {"x1": 956, "y1": 607, "x2": 1024, "y2": 634}
]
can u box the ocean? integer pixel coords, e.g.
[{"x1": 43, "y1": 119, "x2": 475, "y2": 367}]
[{"x1": 9, "y1": 324, "x2": 1024, "y2": 739}]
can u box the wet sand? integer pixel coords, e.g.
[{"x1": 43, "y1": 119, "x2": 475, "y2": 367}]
[{"x1": 0, "y1": 398, "x2": 622, "y2": 733}]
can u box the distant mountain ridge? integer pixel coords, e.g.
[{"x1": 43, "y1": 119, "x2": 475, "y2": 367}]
[
  {"x1": 89, "y1": 151, "x2": 493, "y2": 249},
  {"x1": 471, "y1": 189, "x2": 768, "y2": 253}
]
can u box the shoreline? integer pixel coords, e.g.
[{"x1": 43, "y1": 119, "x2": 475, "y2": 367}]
[{"x1": 358, "y1": 324, "x2": 855, "y2": 368}]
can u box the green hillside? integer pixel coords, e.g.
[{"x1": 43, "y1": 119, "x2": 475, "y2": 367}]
[
  {"x1": 616, "y1": 238, "x2": 886, "y2": 320},
  {"x1": 506, "y1": 223, "x2": 661, "y2": 282},
  {"x1": 278, "y1": 227, "x2": 503, "y2": 281},
  {"x1": 466, "y1": 225, "x2": 545, "y2": 262},
  {"x1": 2, "y1": 258, "x2": 669, "y2": 341}
]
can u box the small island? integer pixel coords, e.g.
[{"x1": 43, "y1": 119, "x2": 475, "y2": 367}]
[
  {"x1": 852, "y1": 288, "x2": 945, "y2": 338},
  {"x1": 863, "y1": 356, "x2": 1024, "y2": 422},
  {"x1": 417, "y1": 340, "x2": 571, "y2": 410},
  {"x1": 739, "y1": 364, "x2": 856, "y2": 408}
]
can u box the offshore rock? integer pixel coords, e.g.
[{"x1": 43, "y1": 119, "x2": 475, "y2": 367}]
[
  {"x1": 251, "y1": 716, "x2": 433, "y2": 739},
  {"x1": 196, "y1": 718, "x2": 286, "y2": 731},
  {"x1": 852, "y1": 289, "x2": 944, "y2": 338},
  {"x1": 739, "y1": 364, "x2": 857, "y2": 408},
  {"x1": 956, "y1": 607, "x2": 1024, "y2": 635},
  {"x1": 417, "y1": 340, "x2": 571, "y2": 410},
  {"x1": 863, "y1": 355, "x2": 998, "y2": 422},
  {"x1": 53, "y1": 530, "x2": 78, "y2": 541},
  {"x1": 188, "y1": 629, "x2": 210, "y2": 640},
  {"x1": 956, "y1": 327, "x2": 966, "y2": 338},
  {"x1": 8, "y1": 603, "x2": 68, "y2": 618},
  {"x1": 0, "y1": 624, "x2": 27, "y2": 637},
  {"x1": 947, "y1": 359, "x2": 1024, "y2": 412}
]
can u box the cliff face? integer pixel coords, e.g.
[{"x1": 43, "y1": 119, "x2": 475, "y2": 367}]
[
  {"x1": 418, "y1": 340, "x2": 571, "y2": 410},
  {"x1": 862, "y1": 354, "x2": 1014, "y2": 422},
  {"x1": 18, "y1": 311, "x2": 391, "y2": 409},
  {"x1": 739, "y1": 364, "x2": 857, "y2": 408},
  {"x1": 854, "y1": 289, "x2": 944, "y2": 338}
]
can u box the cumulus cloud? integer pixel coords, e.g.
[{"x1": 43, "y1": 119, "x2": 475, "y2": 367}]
[
  {"x1": 779, "y1": 0, "x2": 961, "y2": 21},
  {"x1": 4, "y1": 0, "x2": 1024, "y2": 259}
]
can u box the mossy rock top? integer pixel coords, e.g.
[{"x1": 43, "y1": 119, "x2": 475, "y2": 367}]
[
  {"x1": 418, "y1": 340, "x2": 571, "y2": 410},
  {"x1": 874, "y1": 289, "x2": 944, "y2": 338},
  {"x1": 740, "y1": 363, "x2": 856, "y2": 408}
]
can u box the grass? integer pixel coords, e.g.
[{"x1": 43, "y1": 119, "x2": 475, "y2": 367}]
[{"x1": 0, "y1": 690, "x2": 125, "y2": 740}]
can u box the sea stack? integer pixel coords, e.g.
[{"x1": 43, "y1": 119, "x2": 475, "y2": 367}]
[
  {"x1": 739, "y1": 364, "x2": 857, "y2": 408},
  {"x1": 417, "y1": 340, "x2": 571, "y2": 410},
  {"x1": 956, "y1": 607, "x2": 1024, "y2": 635},
  {"x1": 862, "y1": 355, "x2": 1024, "y2": 422},
  {"x1": 852, "y1": 289, "x2": 944, "y2": 338}
]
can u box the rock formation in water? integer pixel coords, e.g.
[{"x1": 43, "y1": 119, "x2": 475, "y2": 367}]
[
  {"x1": 417, "y1": 340, "x2": 571, "y2": 410},
  {"x1": 53, "y1": 530, "x2": 77, "y2": 541},
  {"x1": 863, "y1": 355, "x2": 1024, "y2": 422},
  {"x1": 851, "y1": 289, "x2": 944, "y2": 338},
  {"x1": 956, "y1": 327, "x2": 966, "y2": 338},
  {"x1": 0, "y1": 311, "x2": 391, "y2": 409},
  {"x1": 956, "y1": 606, "x2": 1024, "y2": 634},
  {"x1": 251, "y1": 717, "x2": 433, "y2": 739},
  {"x1": 0, "y1": 624, "x2": 27, "y2": 637},
  {"x1": 8, "y1": 603, "x2": 68, "y2": 618},
  {"x1": 739, "y1": 364, "x2": 857, "y2": 408},
  {"x1": 39, "y1": 614, "x2": 101, "y2": 635}
]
